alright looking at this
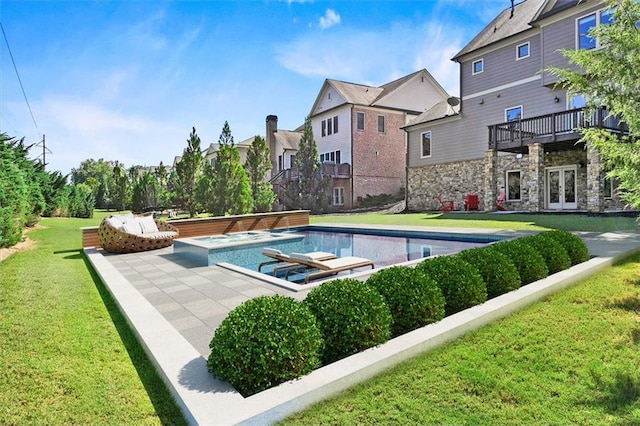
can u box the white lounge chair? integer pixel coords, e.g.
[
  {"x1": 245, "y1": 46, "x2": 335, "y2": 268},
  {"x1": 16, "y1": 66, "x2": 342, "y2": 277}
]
[
  {"x1": 258, "y1": 248, "x2": 336, "y2": 274},
  {"x1": 285, "y1": 252, "x2": 375, "y2": 283}
]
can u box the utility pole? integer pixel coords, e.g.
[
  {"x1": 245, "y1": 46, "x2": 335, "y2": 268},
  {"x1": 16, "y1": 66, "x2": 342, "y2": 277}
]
[{"x1": 35, "y1": 134, "x2": 51, "y2": 170}]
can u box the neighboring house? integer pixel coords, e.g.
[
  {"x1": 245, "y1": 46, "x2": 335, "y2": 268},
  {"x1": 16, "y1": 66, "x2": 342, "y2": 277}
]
[
  {"x1": 204, "y1": 137, "x2": 253, "y2": 166},
  {"x1": 404, "y1": 0, "x2": 628, "y2": 213},
  {"x1": 266, "y1": 115, "x2": 303, "y2": 176},
  {"x1": 308, "y1": 69, "x2": 451, "y2": 209}
]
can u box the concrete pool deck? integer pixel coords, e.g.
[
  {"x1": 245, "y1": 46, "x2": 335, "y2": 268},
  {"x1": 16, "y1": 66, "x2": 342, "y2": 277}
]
[{"x1": 84, "y1": 225, "x2": 640, "y2": 425}]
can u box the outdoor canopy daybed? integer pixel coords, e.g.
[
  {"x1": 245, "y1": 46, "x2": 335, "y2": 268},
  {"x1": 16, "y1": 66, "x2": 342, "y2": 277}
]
[{"x1": 98, "y1": 214, "x2": 179, "y2": 254}]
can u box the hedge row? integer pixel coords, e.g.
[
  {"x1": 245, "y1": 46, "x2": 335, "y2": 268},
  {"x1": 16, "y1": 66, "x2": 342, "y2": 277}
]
[{"x1": 207, "y1": 230, "x2": 589, "y2": 396}]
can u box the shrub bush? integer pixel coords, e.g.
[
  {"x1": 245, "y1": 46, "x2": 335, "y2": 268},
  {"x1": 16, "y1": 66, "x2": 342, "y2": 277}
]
[
  {"x1": 366, "y1": 266, "x2": 445, "y2": 336},
  {"x1": 490, "y1": 239, "x2": 548, "y2": 284},
  {"x1": 544, "y1": 230, "x2": 590, "y2": 265},
  {"x1": 303, "y1": 278, "x2": 392, "y2": 364},
  {"x1": 415, "y1": 256, "x2": 487, "y2": 316},
  {"x1": 207, "y1": 295, "x2": 323, "y2": 397},
  {"x1": 457, "y1": 247, "x2": 521, "y2": 298},
  {"x1": 520, "y1": 233, "x2": 572, "y2": 274}
]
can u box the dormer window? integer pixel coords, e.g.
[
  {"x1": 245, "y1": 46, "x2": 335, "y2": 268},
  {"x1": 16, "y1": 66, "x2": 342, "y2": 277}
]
[
  {"x1": 472, "y1": 59, "x2": 484, "y2": 75},
  {"x1": 516, "y1": 42, "x2": 530, "y2": 60}
]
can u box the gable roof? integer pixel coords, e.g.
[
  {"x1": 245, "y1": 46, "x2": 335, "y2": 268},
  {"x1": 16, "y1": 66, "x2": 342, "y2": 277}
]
[
  {"x1": 403, "y1": 98, "x2": 461, "y2": 129},
  {"x1": 310, "y1": 69, "x2": 448, "y2": 116},
  {"x1": 532, "y1": 0, "x2": 598, "y2": 22},
  {"x1": 452, "y1": 0, "x2": 546, "y2": 61},
  {"x1": 274, "y1": 130, "x2": 302, "y2": 151}
]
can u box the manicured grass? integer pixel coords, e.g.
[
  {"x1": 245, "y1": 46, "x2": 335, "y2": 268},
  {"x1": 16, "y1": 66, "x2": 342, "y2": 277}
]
[
  {"x1": 0, "y1": 213, "x2": 186, "y2": 425},
  {"x1": 280, "y1": 253, "x2": 640, "y2": 425},
  {"x1": 312, "y1": 211, "x2": 639, "y2": 232}
]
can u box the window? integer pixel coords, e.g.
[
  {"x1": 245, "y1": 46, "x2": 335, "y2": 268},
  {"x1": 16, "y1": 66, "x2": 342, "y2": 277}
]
[
  {"x1": 421, "y1": 131, "x2": 432, "y2": 158},
  {"x1": 506, "y1": 170, "x2": 521, "y2": 201},
  {"x1": 278, "y1": 155, "x2": 283, "y2": 171},
  {"x1": 472, "y1": 58, "x2": 484, "y2": 75},
  {"x1": 577, "y1": 8, "x2": 614, "y2": 50},
  {"x1": 333, "y1": 116, "x2": 338, "y2": 133},
  {"x1": 333, "y1": 187, "x2": 344, "y2": 206},
  {"x1": 335, "y1": 150, "x2": 341, "y2": 164},
  {"x1": 289, "y1": 154, "x2": 296, "y2": 168},
  {"x1": 320, "y1": 150, "x2": 341, "y2": 163},
  {"x1": 505, "y1": 106, "x2": 523, "y2": 122},
  {"x1": 516, "y1": 42, "x2": 530, "y2": 60},
  {"x1": 321, "y1": 120, "x2": 326, "y2": 137},
  {"x1": 377, "y1": 115, "x2": 385, "y2": 133},
  {"x1": 356, "y1": 112, "x2": 365, "y2": 130},
  {"x1": 327, "y1": 118, "x2": 333, "y2": 135},
  {"x1": 604, "y1": 176, "x2": 613, "y2": 199}
]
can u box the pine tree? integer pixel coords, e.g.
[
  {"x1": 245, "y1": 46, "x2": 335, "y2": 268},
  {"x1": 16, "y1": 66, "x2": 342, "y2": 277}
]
[
  {"x1": 174, "y1": 127, "x2": 205, "y2": 217},
  {"x1": 550, "y1": 0, "x2": 640, "y2": 209},
  {"x1": 245, "y1": 135, "x2": 276, "y2": 212}
]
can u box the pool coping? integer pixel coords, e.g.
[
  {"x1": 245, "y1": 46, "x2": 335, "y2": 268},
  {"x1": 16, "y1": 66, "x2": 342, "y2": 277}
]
[{"x1": 84, "y1": 227, "x2": 640, "y2": 425}]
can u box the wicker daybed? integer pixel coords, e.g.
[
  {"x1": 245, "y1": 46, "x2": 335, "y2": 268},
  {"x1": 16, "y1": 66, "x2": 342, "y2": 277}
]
[{"x1": 98, "y1": 214, "x2": 179, "y2": 254}]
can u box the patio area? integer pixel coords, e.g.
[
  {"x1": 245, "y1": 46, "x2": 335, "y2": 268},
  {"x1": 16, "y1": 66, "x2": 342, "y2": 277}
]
[{"x1": 84, "y1": 225, "x2": 640, "y2": 425}]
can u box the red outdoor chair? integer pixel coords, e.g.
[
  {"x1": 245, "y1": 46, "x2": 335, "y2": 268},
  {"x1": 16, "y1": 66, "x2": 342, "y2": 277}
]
[
  {"x1": 437, "y1": 196, "x2": 454, "y2": 212},
  {"x1": 464, "y1": 194, "x2": 479, "y2": 211},
  {"x1": 496, "y1": 192, "x2": 506, "y2": 211}
]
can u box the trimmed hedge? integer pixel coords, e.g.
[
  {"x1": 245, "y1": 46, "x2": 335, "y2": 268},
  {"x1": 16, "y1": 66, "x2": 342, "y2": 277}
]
[
  {"x1": 207, "y1": 295, "x2": 323, "y2": 396},
  {"x1": 416, "y1": 256, "x2": 487, "y2": 316},
  {"x1": 457, "y1": 247, "x2": 521, "y2": 298},
  {"x1": 544, "y1": 230, "x2": 590, "y2": 265},
  {"x1": 366, "y1": 266, "x2": 445, "y2": 336},
  {"x1": 520, "y1": 233, "x2": 572, "y2": 275},
  {"x1": 490, "y1": 239, "x2": 548, "y2": 285},
  {"x1": 304, "y1": 278, "x2": 393, "y2": 364}
]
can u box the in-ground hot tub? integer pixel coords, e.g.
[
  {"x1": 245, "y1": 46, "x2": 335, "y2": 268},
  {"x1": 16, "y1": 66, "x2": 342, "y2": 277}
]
[{"x1": 173, "y1": 231, "x2": 306, "y2": 266}]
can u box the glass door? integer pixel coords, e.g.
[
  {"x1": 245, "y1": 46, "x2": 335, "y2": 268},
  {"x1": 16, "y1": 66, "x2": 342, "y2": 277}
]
[{"x1": 546, "y1": 166, "x2": 578, "y2": 210}]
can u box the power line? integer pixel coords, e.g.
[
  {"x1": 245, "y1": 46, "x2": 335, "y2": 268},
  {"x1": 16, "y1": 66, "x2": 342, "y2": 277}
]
[{"x1": 0, "y1": 21, "x2": 39, "y2": 135}]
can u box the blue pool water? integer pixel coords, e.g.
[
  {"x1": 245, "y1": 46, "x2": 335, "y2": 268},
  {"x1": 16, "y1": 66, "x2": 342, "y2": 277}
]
[{"x1": 174, "y1": 226, "x2": 508, "y2": 282}]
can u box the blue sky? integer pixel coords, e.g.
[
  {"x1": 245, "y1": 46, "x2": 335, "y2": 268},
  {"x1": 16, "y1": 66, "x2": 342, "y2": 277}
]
[{"x1": 1, "y1": 0, "x2": 509, "y2": 176}]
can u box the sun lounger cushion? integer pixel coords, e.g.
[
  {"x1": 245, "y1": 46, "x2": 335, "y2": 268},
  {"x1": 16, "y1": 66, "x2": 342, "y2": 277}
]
[{"x1": 139, "y1": 215, "x2": 160, "y2": 234}]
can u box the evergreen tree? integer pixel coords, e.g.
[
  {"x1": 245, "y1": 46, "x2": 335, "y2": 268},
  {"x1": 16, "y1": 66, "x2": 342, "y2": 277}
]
[
  {"x1": 174, "y1": 127, "x2": 205, "y2": 217},
  {"x1": 550, "y1": 0, "x2": 640, "y2": 209},
  {"x1": 286, "y1": 117, "x2": 330, "y2": 213},
  {"x1": 198, "y1": 122, "x2": 253, "y2": 216},
  {"x1": 245, "y1": 135, "x2": 276, "y2": 212},
  {"x1": 111, "y1": 162, "x2": 129, "y2": 212}
]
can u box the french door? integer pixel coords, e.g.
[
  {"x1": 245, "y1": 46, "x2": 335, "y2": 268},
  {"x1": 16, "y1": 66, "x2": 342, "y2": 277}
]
[{"x1": 546, "y1": 166, "x2": 577, "y2": 210}]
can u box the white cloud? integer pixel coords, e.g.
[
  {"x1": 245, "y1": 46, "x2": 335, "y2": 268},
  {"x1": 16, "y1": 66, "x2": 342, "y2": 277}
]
[{"x1": 319, "y1": 9, "x2": 341, "y2": 29}]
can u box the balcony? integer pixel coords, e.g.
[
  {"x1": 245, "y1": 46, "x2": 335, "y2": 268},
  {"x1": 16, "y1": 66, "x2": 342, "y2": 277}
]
[
  {"x1": 270, "y1": 163, "x2": 351, "y2": 184},
  {"x1": 488, "y1": 107, "x2": 627, "y2": 153}
]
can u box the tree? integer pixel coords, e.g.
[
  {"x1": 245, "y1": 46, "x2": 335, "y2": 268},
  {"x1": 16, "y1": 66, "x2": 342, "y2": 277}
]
[
  {"x1": 285, "y1": 117, "x2": 330, "y2": 213},
  {"x1": 131, "y1": 171, "x2": 160, "y2": 213},
  {"x1": 71, "y1": 158, "x2": 115, "y2": 209},
  {"x1": 245, "y1": 135, "x2": 276, "y2": 212},
  {"x1": 111, "y1": 162, "x2": 129, "y2": 212},
  {"x1": 550, "y1": 0, "x2": 640, "y2": 209},
  {"x1": 198, "y1": 122, "x2": 253, "y2": 216},
  {"x1": 173, "y1": 127, "x2": 205, "y2": 217}
]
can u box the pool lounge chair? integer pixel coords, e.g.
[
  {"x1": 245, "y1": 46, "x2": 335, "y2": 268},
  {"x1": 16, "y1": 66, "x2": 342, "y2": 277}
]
[
  {"x1": 285, "y1": 253, "x2": 375, "y2": 284},
  {"x1": 258, "y1": 248, "x2": 336, "y2": 273}
]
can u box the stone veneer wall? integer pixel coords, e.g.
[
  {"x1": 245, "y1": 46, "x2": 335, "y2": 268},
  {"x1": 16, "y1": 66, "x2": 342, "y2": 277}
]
[
  {"x1": 407, "y1": 159, "x2": 485, "y2": 211},
  {"x1": 409, "y1": 147, "x2": 627, "y2": 212}
]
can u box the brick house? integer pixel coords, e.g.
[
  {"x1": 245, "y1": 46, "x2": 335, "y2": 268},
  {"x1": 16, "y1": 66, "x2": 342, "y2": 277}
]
[
  {"x1": 309, "y1": 69, "x2": 451, "y2": 209},
  {"x1": 404, "y1": 0, "x2": 628, "y2": 213}
]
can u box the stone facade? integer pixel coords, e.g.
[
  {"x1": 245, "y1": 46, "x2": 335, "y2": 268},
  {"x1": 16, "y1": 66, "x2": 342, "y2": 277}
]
[{"x1": 408, "y1": 145, "x2": 627, "y2": 212}]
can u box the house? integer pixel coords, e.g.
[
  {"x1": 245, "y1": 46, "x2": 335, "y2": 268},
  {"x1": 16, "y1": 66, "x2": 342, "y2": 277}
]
[
  {"x1": 404, "y1": 0, "x2": 628, "y2": 213},
  {"x1": 308, "y1": 69, "x2": 451, "y2": 209},
  {"x1": 204, "y1": 137, "x2": 253, "y2": 166}
]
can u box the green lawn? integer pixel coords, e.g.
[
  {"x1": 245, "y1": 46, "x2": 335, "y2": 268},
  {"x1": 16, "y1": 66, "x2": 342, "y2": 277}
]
[
  {"x1": 0, "y1": 212, "x2": 186, "y2": 425},
  {"x1": 313, "y1": 211, "x2": 639, "y2": 232},
  {"x1": 1, "y1": 211, "x2": 638, "y2": 424},
  {"x1": 281, "y1": 252, "x2": 640, "y2": 425}
]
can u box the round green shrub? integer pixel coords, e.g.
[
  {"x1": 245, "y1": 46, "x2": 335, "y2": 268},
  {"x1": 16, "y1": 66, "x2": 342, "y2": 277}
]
[
  {"x1": 457, "y1": 247, "x2": 521, "y2": 298},
  {"x1": 490, "y1": 239, "x2": 548, "y2": 285},
  {"x1": 207, "y1": 295, "x2": 323, "y2": 397},
  {"x1": 519, "y1": 233, "x2": 572, "y2": 274},
  {"x1": 366, "y1": 266, "x2": 445, "y2": 337},
  {"x1": 415, "y1": 256, "x2": 487, "y2": 316},
  {"x1": 544, "y1": 230, "x2": 590, "y2": 265},
  {"x1": 303, "y1": 278, "x2": 392, "y2": 364}
]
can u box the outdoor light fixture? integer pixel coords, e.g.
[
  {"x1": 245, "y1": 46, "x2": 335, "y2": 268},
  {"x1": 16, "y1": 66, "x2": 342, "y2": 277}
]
[{"x1": 554, "y1": 96, "x2": 560, "y2": 103}]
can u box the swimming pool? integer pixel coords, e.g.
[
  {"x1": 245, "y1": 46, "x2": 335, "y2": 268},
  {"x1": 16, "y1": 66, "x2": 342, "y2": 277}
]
[{"x1": 174, "y1": 225, "x2": 509, "y2": 284}]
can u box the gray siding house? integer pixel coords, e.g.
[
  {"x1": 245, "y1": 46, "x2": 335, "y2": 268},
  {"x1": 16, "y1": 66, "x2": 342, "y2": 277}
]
[{"x1": 405, "y1": 0, "x2": 628, "y2": 212}]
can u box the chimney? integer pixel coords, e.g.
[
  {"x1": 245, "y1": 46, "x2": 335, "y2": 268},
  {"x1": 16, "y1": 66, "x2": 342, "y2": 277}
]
[
  {"x1": 266, "y1": 115, "x2": 278, "y2": 177},
  {"x1": 510, "y1": 0, "x2": 515, "y2": 18}
]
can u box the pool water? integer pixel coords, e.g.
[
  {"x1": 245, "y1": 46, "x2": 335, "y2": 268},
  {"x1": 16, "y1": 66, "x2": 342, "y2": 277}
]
[{"x1": 174, "y1": 226, "x2": 506, "y2": 283}]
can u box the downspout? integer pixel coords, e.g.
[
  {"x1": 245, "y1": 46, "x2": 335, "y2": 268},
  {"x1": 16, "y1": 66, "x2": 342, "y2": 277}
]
[
  {"x1": 350, "y1": 104, "x2": 355, "y2": 209},
  {"x1": 403, "y1": 124, "x2": 409, "y2": 212}
]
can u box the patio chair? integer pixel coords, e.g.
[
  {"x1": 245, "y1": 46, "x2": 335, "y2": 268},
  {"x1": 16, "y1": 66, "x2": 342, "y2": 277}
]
[
  {"x1": 98, "y1": 214, "x2": 179, "y2": 254},
  {"x1": 284, "y1": 253, "x2": 375, "y2": 284},
  {"x1": 437, "y1": 196, "x2": 454, "y2": 212},
  {"x1": 497, "y1": 192, "x2": 506, "y2": 211},
  {"x1": 258, "y1": 248, "x2": 336, "y2": 273}
]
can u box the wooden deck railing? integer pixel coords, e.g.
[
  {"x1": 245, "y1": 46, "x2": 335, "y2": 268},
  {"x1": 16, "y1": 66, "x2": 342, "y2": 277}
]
[
  {"x1": 269, "y1": 163, "x2": 351, "y2": 184},
  {"x1": 488, "y1": 107, "x2": 627, "y2": 151}
]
